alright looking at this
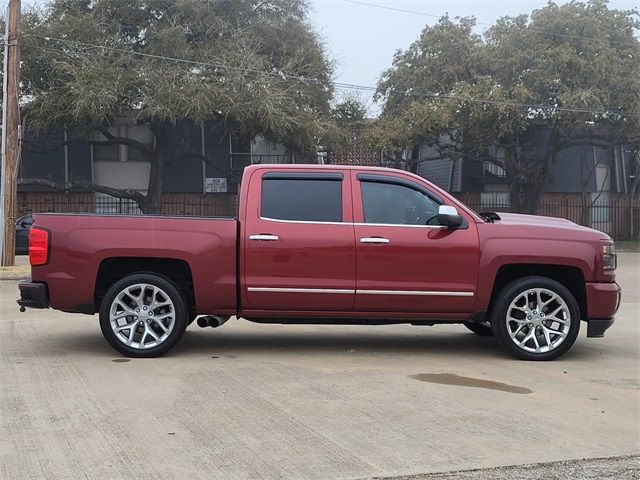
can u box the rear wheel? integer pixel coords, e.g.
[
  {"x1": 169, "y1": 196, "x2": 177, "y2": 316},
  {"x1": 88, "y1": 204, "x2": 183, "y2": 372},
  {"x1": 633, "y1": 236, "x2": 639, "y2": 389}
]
[
  {"x1": 99, "y1": 273, "x2": 188, "y2": 357},
  {"x1": 491, "y1": 276, "x2": 580, "y2": 361}
]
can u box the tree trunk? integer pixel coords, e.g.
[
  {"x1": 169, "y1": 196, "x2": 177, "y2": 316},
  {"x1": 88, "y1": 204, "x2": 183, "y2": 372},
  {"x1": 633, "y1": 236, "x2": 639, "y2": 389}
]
[
  {"x1": 629, "y1": 148, "x2": 640, "y2": 239},
  {"x1": 503, "y1": 146, "x2": 527, "y2": 213},
  {"x1": 142, "y1": 156, "x2": 164, "y2": 214},
  {"x1": 141, "y1": 120, "x2": 172, "y2": 214},
  {"x1": 505, "y1": 128, "x2": 560, "y2": 215},
  {"x1": 522, "y1": 182, "x2": 544, "y2": 214},
  {"x1": 407, "y1": 146, "x2": 421, "y2": 173}
]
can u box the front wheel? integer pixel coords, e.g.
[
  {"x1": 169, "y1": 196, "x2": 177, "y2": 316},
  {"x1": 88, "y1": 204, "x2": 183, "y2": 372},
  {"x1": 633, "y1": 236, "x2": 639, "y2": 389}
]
[
  {"x1": 99, "y1": 273, "x2": 188, "y2": 357},
  {"x1": 491, "y1": 276, "x2": 580, "y2": 361}
]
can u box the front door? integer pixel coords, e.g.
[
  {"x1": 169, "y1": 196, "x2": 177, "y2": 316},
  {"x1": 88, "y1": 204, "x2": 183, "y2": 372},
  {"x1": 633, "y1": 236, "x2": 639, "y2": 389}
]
[
  {"x1": 352, "y1": 172, "x2": 479, "y2": 314},
  {"x1": 243, "y1": 170, "x2": 356, "y2": 311}
]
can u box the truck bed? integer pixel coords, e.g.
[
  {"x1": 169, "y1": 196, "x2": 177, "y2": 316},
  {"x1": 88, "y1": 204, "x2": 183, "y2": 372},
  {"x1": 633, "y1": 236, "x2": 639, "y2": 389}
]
[{"x1": 29, "y1": 213, "x2": 238, "y2": 315}]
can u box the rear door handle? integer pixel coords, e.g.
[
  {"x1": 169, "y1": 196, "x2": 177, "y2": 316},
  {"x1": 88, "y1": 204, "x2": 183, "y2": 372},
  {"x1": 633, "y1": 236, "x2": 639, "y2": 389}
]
[
  {"x1": 360, "y1": 237, "x2": 390, "y2": 244},
  {"x1": 249, "y1": 234, "x2": 279, "y2": 241}
]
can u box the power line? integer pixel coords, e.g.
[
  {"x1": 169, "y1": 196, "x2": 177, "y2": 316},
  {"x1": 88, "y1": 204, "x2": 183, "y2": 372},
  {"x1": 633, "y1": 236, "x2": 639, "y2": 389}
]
[
  {"x1": 342, "y1": 0, "x2": 640, "y2": 47},
  {"x1": 29, "y1": 33, "x2": 640, "y2": 118}
]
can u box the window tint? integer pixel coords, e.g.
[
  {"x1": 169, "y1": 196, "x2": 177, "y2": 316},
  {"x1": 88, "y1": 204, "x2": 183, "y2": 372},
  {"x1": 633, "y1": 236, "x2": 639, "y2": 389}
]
[
  {"x1": 361, "y1": 181, "x2": 440, "y2": 225},
  {"x1": 262, "y1": 178, "x2": 342, "y2": 222}
]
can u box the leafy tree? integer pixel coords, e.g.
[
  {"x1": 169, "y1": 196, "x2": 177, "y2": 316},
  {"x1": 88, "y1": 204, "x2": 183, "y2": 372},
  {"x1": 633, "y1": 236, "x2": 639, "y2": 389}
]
[
  {"x1": 331, "y1": 96, "x2": 367, "y2": 126},
  {"x1": 18, "y1": 0, "x2": 334, "y2": 213},
  {"x1": 374, "y1": 1, "x2": 640, "y2": 213},
  {"x1": 328, "y1": 94, "x2": 369, "y2": 156}
]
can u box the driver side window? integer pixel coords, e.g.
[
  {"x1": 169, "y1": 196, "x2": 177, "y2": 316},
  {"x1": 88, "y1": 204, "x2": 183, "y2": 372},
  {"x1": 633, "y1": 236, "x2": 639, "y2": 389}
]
[{"x1": 361, "y1": 181, "x2": 440, "y2": 225}]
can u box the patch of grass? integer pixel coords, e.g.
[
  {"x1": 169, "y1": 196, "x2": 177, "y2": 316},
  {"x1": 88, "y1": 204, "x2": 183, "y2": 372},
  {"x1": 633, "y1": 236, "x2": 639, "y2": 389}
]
[
  {"x1": 0, "y1": 265, "x2": 31, "y2": 279},
  {"x1": 616, "y1": 240, "x2": 640, "y2": 252}
]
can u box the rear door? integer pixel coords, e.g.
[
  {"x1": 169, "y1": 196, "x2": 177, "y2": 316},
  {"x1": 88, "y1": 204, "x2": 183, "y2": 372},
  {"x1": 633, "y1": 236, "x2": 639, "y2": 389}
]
[
  {"x1": 242, "y1": 169, "x2": 356, "y2": 311},
  {"x1": 352, "y1": 172, "x2": 479, "y2": 314}
]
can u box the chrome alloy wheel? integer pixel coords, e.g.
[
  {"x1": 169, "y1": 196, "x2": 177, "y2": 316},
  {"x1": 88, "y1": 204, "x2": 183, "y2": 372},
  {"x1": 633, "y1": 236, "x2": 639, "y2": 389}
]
[
  {"x1": 109, "y1": 283, "x2": 176, "y2": 350},
  {"x1": 505, "y1": 288, "x2": 571, "y2": 354}
]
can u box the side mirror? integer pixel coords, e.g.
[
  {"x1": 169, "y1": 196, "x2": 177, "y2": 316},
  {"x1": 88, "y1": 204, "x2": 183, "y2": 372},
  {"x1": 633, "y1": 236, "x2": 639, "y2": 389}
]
[{"x1": 437, "y1": 205, "x2": 463, "y2": 228}]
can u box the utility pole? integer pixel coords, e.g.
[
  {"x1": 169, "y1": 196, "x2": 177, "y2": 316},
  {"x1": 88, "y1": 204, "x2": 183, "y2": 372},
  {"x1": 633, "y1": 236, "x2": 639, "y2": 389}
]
[{"x1": 0, "y1": 0, "x2": 21, "y2": 266}]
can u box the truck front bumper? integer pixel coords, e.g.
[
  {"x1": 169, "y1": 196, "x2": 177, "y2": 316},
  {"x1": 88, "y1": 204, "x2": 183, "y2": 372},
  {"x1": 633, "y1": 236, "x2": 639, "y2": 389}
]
[
  {"x1": 585, "y1": 281, "x2": 621, "y2": 338},
  {"x1": 17, "y1": 281, "x2": 50, "y2": 310}
]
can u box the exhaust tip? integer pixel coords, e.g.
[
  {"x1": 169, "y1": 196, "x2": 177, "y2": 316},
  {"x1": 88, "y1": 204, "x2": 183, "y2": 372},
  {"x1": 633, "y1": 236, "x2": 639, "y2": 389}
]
[{"x1": 196, "y1": 317, "x2": 209, "y2": 328}]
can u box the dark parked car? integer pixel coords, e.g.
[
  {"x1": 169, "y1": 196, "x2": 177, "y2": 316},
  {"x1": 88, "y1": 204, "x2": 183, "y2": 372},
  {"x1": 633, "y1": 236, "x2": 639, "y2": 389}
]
[{"x1": 15, "y1": 214, "x2": 33, "y2": 255}]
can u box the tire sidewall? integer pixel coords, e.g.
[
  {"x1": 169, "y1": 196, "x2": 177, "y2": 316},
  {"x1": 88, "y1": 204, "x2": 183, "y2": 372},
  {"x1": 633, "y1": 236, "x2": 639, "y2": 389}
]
[
  {"x1": 491, "y1": 276, "x2": 580, "y2": 361},
  {"x1": 99, "y1": 273, "x2": 188, "y2": 358}
]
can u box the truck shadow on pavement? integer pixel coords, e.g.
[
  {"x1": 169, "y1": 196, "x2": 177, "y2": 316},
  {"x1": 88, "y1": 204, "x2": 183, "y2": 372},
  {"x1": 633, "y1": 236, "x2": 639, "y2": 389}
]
[
  {"x1": 35, "y1": 325, "x2": 604, "y2": 361},
  {"x1": 172, "y1": 329, "x2": 602, "y2": 360},
  {"x1": 176, "y1": 329, "x2": 500, "y2": 357}
]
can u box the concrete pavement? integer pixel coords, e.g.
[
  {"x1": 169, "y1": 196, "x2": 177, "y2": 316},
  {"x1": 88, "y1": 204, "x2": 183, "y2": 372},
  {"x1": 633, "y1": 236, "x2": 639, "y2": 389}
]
[{"x1": 0, "y1": 253, "x2": 638, "y2": 479}]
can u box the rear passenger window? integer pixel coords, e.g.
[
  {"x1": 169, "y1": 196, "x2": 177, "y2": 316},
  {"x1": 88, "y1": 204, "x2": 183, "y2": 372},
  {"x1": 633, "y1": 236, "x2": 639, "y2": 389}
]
[{"x1": 261, "y1": 177, "x2": 342, "y2": 222}]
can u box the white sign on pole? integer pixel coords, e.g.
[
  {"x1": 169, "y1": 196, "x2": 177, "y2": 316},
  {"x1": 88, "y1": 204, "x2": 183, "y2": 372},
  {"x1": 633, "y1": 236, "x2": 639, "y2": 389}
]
[{"x1": 205, "y1": 177, "x2": 227, "y2": 193}]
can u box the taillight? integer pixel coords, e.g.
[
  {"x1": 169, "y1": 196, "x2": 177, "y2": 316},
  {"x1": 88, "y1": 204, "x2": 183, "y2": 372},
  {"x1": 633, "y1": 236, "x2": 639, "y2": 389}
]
[{"x1": 29, "y1": 227, "x2": 49, "y2": 266}]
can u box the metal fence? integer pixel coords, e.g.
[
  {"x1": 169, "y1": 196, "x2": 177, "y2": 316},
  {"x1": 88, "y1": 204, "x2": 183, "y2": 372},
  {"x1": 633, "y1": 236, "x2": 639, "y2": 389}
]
[
  {"x1": 464, "y1": 198, "x2": 640, "y2": 241},
  {"x1": 18, "y1": 194, "x2": 640, "y2": 240},
  {"x1": 18, "y1": 194, "x2": 238, "y2": 218}
]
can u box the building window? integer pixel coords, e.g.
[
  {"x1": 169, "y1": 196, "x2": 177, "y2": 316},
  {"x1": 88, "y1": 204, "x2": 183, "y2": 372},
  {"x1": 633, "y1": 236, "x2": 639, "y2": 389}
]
[
  {"x1": 93, "y1": 124, "x2": 154, "y2": 162},
  {"x1": 92, "y1": 140, "x2": 119, "y2": 162},
  {"x1": 484, "y1": 146, "x2": 507, "y2": 178},
  {"x1": 483, "y1": 160, "x2": 507, "y2": 178}
]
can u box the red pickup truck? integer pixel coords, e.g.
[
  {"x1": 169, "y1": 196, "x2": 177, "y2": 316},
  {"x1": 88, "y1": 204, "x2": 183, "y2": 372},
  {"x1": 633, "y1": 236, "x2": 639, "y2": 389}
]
[{"x1": 18, "y1": 165, "x2": 620, "y2": 360}]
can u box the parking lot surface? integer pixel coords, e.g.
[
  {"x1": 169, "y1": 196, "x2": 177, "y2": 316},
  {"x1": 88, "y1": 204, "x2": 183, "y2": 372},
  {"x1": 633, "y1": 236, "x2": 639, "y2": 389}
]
[{"x1": 1, "y1": 254, "x2": 638, "y2": 479}]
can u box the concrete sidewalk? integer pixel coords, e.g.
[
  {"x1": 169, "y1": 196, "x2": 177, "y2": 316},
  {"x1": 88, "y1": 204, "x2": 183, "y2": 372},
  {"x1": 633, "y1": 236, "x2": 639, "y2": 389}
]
[{"x1": 1, "y1": 253, "x2": 638, "y2": 479}]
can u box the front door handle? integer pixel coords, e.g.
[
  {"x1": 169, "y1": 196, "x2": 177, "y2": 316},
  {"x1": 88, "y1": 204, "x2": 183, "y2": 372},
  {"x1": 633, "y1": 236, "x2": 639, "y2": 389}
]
[
  {"x1": 360, "y1": 237, "x2": 390, "y2": 244},
  {"x1": 249, "y1": 234, "x2": 279, "y2": 241}
]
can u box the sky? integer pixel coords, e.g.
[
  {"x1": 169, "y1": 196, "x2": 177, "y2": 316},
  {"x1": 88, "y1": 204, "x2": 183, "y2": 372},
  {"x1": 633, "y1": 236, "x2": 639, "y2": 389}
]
[{"x1": 309, "y1": 0, "x2": 639, "y2": 114}]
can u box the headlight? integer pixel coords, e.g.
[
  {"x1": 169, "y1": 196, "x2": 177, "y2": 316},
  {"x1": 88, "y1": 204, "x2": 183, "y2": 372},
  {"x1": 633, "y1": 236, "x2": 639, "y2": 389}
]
[{"x1": 602, "y1": 243, "x2": 616, "y2": 271}]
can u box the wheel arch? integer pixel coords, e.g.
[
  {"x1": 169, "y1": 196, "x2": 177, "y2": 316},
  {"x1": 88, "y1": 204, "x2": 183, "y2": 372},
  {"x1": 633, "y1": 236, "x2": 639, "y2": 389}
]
[
  {"x1": 94, "y1": 257, "x2": 195, "y2": 313},
  {"x1": 487, "y1": 264, "x2": 587, "y2": 319}
]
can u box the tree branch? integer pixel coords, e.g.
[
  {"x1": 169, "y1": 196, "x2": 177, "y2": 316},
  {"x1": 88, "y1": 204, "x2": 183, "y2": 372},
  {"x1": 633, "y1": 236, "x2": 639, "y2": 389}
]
[
  {"x1": 18, "y1": 178, "x2": 147, "y2": 205},
  {"x1": 98, "y1": 127, "x2": 154, "y2": 159},
  {"x1": 22, "y1": 129, "x2": 157, "y2": 160},
  {"x1": 22, "y1": 138, "x2": 70, "y2": 154}
]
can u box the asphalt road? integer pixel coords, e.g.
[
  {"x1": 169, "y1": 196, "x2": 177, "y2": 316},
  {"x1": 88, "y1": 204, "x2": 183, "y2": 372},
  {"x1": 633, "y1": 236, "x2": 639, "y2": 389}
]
[{"x1": 1, "y1": 254, "x2": 638, "y2": 479}]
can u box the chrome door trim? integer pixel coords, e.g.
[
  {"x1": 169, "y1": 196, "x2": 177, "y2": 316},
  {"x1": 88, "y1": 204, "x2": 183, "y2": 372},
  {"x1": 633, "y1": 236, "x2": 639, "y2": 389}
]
[
  {"x1": 247, "y1": 287, "x2": 474, "y2": 296},
  {"x1": 356, "y1": 289, "x2": 474, "y2": 297},
  {"x1": 259, "y1": 216, "x2": 448, "y2": 229},
  {"x1": 247, "y1": 287, "x2": 355, "y2": 294},
  {"x1": 260, "y1": 216, "x2": 349, "y2": 226},
  {"x1": 354, "y1": 222, "x2": 448, "y2": 229}
]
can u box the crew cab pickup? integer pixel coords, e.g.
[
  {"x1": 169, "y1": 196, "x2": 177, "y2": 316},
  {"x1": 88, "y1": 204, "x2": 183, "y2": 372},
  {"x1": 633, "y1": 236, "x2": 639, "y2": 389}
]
[{"x1": 18, "y1": 165, "x2": 621, "y2": 360}]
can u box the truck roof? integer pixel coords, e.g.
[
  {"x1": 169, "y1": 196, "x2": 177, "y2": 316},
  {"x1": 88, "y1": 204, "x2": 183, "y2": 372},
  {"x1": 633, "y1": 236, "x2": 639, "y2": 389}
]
[{"x1": 244, "y1": 164, "x2": 403, "y2": 174}]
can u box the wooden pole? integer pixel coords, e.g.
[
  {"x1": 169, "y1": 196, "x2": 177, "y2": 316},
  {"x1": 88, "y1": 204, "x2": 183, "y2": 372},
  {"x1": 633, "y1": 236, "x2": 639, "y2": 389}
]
[{"x1": 0, "y1": 0, "x2": 21, "y2": 266}]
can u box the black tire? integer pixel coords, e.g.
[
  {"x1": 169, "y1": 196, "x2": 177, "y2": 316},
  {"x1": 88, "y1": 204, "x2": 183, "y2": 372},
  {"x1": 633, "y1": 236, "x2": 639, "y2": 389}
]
[
  {"x1": 99, "y1": 273, "x2": 188, "y2": 357},
  {"x1": 491, "y1": 276, "x2": 580, "y2": 361},
  {"x1": 464, "y1": 321, "x2": 493, "y2": 336}
]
